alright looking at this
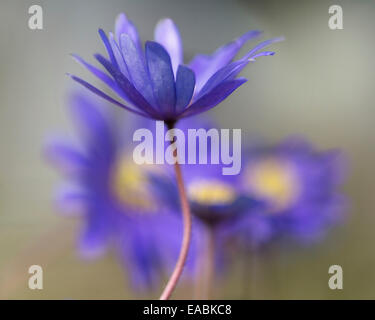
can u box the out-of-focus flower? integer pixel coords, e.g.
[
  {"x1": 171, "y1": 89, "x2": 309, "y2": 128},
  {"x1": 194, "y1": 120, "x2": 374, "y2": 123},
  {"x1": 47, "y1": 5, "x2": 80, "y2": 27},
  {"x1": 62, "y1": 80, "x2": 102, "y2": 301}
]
[
  {"x1": 237, "y1": 137, "x2": 347, "y2": 246},
  {"x1": 70, "y1": 12, "x2": 282, "y2": 123},
  {"x1": 149, "y1": 120, "x2": 264, "y2": 270},
  {"x1": 154, "y1": 162, "x2": 260, "y2": 228},
  {"x1": 45, "y1": 92, "x2": 182, "y2": 290}
]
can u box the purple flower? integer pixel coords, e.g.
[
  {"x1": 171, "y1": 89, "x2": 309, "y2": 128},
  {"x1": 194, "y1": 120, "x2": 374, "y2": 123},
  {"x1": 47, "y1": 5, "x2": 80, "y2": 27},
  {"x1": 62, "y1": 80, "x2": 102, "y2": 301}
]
[
  {"x1": 154, "y1": 162, "x2": 259, "y2": 226},
  {"x1": 149, "y1": 120, "x2": 264, "y2": 271},
  {"x1": 237, "y1": 137, "x2": 347, "y2": 246},
  {"x1": 69, "y1": 13, "x2": 282, "y2": 123},
  {"x1": 45, "y1": 92, "x2": 183, "y2": 290}
]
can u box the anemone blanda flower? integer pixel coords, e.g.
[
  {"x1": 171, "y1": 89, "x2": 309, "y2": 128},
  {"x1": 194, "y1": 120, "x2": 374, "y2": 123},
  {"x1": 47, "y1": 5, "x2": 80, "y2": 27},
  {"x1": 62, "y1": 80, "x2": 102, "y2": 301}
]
[
  {"x1": 148, "y1": 120, "x2": 264, "y2": 268},
  {"x1": 69, "y1": 13, "x2": 282, "y2": 123},
  {"x1": 153, "y1": 160, "x2": 261, "y2": 229},
  {"x1": 45, "y1": 92, "x2": 183, "y2": 290},
  {"x1": 236, "y1": 137, "x2": 347, "y2": 246}
]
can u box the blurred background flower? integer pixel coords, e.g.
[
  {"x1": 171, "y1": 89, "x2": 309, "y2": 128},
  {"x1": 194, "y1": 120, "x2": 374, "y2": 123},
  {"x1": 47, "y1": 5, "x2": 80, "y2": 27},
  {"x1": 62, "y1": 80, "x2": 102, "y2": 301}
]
[
  {"x1": 237, "y1": 137, "x2": 346, "y2": 246},
  {"x1": 150, "y1": 122, "x2": 347, "y2": 298},
  {"x1": 45, "y1": 92, "x2": 185, "y2": 292}
]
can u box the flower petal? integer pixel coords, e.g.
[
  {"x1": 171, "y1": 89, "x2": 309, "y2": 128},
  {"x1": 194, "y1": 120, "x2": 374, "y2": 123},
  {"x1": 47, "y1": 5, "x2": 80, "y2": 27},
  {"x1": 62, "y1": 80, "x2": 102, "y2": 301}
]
[
  {"x1": 146, "y1": 41, "x2": 176, "y2": 115},
  {"x1": 248, "y1": 51, "x2": 275, "y2": 61},
  {"x1": 242, "y1": 37, "x2": 284, "y2": 60},
  {"x1": 79, "y1": 207, "x2": 111, "y2": 259},
  {"x1": 108, "y1": 32, "x2": 129, "y2": 77},
  {"x1": 121, "y1": 224, "x2": 161, "y2": 289},
  {"x1": 68, "y1": 92, "x2": 114, "y2": 152},
  {"x1": 94, "y1": 54, "x2": 160, "y2": 118},
  {"x1": 154, "y1": 18, "x2": 183, "y2": 76},
  {"x1": 69, "y1": 74, "x2": 151, "y2": 118},
  {"x1": 71, "y1": 54, "x2": 131, "y2": 103},
  {"x1": 175, "y1": 65, "x2": 195, "y2": 112},
  {"x1": 180, "y1": 78, "x2": 247, "y2": 118},
  {"x1": 189, "y1": 30, "x2": 261, "y2": 92},
  {"x1": 120, "y1": 34, "x2": 156, "y2": 107},
  {"x1": 98, "y1": 29, "x2": 118, "y2": 68},
  {"x1": 115, "y1": 13, "x2": 143, "y2": 55},
  {"x1": 54, "y1": 185, "x2": 88, "y2": 217},
  {"x1": 44, "y1": 139, "x2": 88, "y2": 175},
  {"x1": 195, "y1": 60, "x2": 249, "y2": 100}
]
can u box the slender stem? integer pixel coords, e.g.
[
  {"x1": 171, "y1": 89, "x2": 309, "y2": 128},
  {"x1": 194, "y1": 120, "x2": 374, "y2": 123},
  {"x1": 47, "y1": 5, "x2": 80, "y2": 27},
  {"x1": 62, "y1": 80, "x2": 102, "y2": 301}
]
[{"x1": 159, "y1": 160, "x2": 192, "y2": 300}]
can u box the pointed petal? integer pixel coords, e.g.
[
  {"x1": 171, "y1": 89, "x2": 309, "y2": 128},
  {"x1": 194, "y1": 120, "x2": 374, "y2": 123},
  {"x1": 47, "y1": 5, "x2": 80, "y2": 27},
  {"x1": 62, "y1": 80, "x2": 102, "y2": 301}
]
[
  {"x1": 54, "y1": 185, "x2": 88, "y2": 217},
  {"x1": 44, "y1": 139, "x2": 88, "y2": 175},
  {"x1": 79, "y1": 209, "x2": 110, "y2": 259},
  {"x1": 69, "y1": 74, "x2": 151, "y2": 118},
  {"x1": 195, "y1": 60, "x2": 249, "y2": 99},
  {"x1": 154, "y1": 18, "x2": 183, "y2": 76},
  {"x1": 71, "y1": 54, "x2": 131, "y2": 102},
  {"x1": 121, "y1": 224, "x2": 160, "y2": 289},
  {"x1": 94, "y1": 54, "x2": 160, "y2": 118},
  {"x1": 180, "y1": 78, "x2": 247, "y2": 118},
  {"x1": 115, "y1": 13, "x2": 143, "y2": 54},
  {"x1": 189, "y1": 30, "x2": 261, "y2": 92},
  {"x1": 175, "y1": 65, "x2": 195, "y2": 112},
  {"x1": 248, "y1": 51, "x2": 275, "y2": 61},
  {"x1": 98, "y1": 29, "x2": 118, "y2": 67},
  {"x1": 108, "y1": 32, "x2": 129, "y2": 77},
  {"x1": 120, "y1": 34, "x2": 156, "y2": 107},
  {"x1": 146, "y1": 41, "x2": 176, "y2": 115},
  {"x1": 68, "y1": 92, "x2": 114, "y2": 152},
  {"x1": 242, "y1": 37, "x2": 284, "y2": 60}
]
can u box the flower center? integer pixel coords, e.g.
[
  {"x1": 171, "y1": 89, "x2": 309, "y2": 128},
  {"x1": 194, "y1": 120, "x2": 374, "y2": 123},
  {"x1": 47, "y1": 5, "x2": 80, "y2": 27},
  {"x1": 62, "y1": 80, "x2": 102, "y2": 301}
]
[
  {"x1": 111, "y1": 155, "x2": 156, "y2": 212},
  {"x1": 245, "y1": 158, "x2": 300, "y2": 213},
  {"x1": 187, "y1": 179, "x2": 236, "y2": 206}
]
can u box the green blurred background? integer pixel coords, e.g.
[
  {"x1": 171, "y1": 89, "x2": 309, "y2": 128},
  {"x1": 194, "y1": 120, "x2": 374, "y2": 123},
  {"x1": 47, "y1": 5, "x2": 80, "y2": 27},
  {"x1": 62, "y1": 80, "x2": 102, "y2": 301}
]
[{"x1": 0, "y1": 0, "x2": 374, "y2": 299}]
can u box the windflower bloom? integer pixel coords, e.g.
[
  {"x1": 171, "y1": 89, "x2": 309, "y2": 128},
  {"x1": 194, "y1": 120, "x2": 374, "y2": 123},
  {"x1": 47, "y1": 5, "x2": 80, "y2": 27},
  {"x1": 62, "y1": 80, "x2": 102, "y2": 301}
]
[
  {"x1": 153, "y1": 161, "x2": 261, "y2": 230},
  {"x1": 149, "y1": 119, "x2": 261, "y2": 227},
  {"x1": 45, "y1": 92, "x2": 183, "y2": 289},
  {"x1": 149, "y1": 121, "x2": 264, "y2": 276},
  {"x1": 70, "y1": 12, "x2": 281, "y2": 123},
  {"x1": 237, "y1": 137, "x2": 347, "y2": 246}
]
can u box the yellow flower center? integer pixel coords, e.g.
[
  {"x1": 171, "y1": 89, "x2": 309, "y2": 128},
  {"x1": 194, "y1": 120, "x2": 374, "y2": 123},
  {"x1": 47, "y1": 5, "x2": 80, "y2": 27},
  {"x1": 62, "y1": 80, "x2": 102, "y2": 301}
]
[
  {"x1": 187, "y1": 179, "x2": 236, "y2": 206},
  {"x1": 245, "y1": 158, "x2": 300, "y2": 213},
  {"x1": 111, "y1": 155, "x2": 157, "y2": 212}
]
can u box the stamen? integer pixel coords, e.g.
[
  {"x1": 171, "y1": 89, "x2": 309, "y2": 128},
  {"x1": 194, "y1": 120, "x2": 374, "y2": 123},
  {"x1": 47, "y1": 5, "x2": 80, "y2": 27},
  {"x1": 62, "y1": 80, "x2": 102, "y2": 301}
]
[
  {"x1": 245, "y1": 158, "x2": 300, "y2": 213},
  {"x1": 187, "y1": 179, "x2": 236, "y2": 205}
]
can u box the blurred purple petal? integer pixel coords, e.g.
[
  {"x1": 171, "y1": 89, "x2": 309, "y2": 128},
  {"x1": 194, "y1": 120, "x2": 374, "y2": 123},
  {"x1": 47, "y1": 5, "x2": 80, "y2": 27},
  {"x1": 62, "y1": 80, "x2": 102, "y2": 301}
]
[
  {"x1": 54, "y1": 185, "x2": 88, "y2": 217},
  {"x1": 44, "y1": 139, "x2": 88, "y2": 175}
]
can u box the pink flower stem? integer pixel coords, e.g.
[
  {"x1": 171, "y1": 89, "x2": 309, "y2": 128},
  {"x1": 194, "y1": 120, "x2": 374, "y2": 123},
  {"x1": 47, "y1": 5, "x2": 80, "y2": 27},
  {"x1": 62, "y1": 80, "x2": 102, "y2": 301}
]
[{"x1": 159, "y1": 122, "x2": 192, "y2": 300}]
